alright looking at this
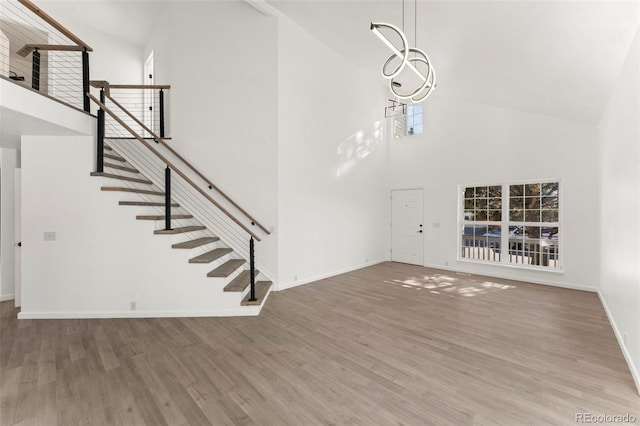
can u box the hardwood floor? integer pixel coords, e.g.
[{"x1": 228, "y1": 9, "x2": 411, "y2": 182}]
[{"x1": 1, "y1": 262, "x2": 638, "y2": 425}]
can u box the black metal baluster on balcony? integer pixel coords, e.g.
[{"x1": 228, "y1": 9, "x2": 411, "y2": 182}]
[
  {"x1": 82, "y1": 48, "x2": 90, "y2": 113},
  {"x1": 96, "y1": 88, "x2": 105, "y2": 173},
  {"x1": 249, "y1": 237, "x2": 256, "y2": 302},
  {"x1": 165, "y1": 166, "x2": 172, "y2": 231},
  {"x1": 159, "y1": 88, "x2": 165, "y2": 138},
  {"x1": 31, "y1": 49, "x2": 40, "y2": 91}
]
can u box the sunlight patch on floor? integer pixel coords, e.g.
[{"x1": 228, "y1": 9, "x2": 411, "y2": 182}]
[{"x1": 385, "y1": 274, "x2": 516, "y2": 297}]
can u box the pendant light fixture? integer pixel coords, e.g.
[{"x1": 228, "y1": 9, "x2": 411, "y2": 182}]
[{"x1": 371, "y1": 0, "x2": 436, "y2": 103}]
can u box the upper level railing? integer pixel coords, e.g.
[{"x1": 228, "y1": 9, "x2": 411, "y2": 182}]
[
  {"x1": 87, "y1": 81, "x2": 271, "y2": 242},
  {"x1": 0, "y1": 0, "x2": 91, "y2": 112},
  {"x1": 90, "y1": 81, "x2": 170, "y2": 139}
]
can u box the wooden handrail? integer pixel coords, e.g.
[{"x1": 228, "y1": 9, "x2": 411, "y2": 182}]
[
  {"x1": 112, "y1": 84, "x2": 172, "y2": 90},
  {"x1": 87, "y1": 92, "x2": 263, "y2": 241},
  {"x1": 107, "y1": 93, "x2": 271, "y2": 235},
  {"x1": 17, "y1": 44, "x2": 85, "y2": 57},
  {"x1": 92, "y1": 84, "x2": 271, "y2": 236},
  {"x1": 17, "y1": 0, "x2": 92, "y2": 51},
  {"x1": 90, "y1": 81, "x2": 171, "y2": 90}
]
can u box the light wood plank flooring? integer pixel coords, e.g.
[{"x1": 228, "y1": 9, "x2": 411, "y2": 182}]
[{"x1": 1, "y1": 262, "x2": 638, "y2": 425}]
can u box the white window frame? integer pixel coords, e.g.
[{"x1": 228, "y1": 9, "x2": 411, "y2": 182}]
[{"x1": 457, "y1": 179, "x2": 563, "y2": 273}]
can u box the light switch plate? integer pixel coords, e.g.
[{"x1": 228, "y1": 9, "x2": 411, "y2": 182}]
[{"x1": 44, "y1": 231, "x2": 56, "y2": 241}]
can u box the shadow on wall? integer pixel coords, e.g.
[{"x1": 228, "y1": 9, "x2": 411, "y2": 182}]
[
  {"x1": 385, "y1": 273, "x2": 516, "y2": 297},
  {"x1": 336, "y1": 121, "x2": 383, "y2": 177}
]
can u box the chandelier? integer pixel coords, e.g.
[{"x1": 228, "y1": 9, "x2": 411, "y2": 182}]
[{"x1": 371, "y1": 1, "x2": 436, "y2": 103}]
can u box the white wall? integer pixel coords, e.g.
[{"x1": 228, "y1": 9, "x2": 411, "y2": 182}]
[
  {"x1": 69, "y1": 21, "x2": 144, "y2": 114},
  {"x1": 145, "y1": 3, "x2": 390, "y2": 289},
  {"x1": 0, "y1": 148, "x2": 17, "y2": 301},
  {"x1": 276, "y1": 18, "x2": 390, "y2": 289},
  {"x1": 33, "y1": 5, "x2": 144, "y2": 85},
  {"x1": 598, "y1": 27, "x2": 640, "y2": 393},
  {"x1": 80, "y1": 23, "x2": 143, "y2": 84},
  {"x1": 20, "y1": 135, "x2": 263, "y2": 318},
  {"x1": 388, "y1": 96, "x2": 600, "y2": 291},
  {"x1": 146, "y1": 1, "x2": 279, "y2": 280},
  {"x1": 1, "y1": 76, "x2": 95, "y2": 303}
]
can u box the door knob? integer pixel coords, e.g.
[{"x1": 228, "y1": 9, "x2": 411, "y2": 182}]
[
  {"x1": 418, "y1": 230, "x2": 423, "y2": 233},
  {"x1": 17, "y1": 242, "x2": 22, "y2": 247}
]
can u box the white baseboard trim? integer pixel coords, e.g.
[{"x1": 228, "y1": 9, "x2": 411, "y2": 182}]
[
  {"x1": 422, "y1": 263, "x2": 597, "y2": 293},
  {"x1": 17, "y1": 305, "x2": 264, "y2": 319},
  {"x1": 276, "y1": 258, "x2": 387, "y2": 291},
  {"x1": 598, "y1": 291, "x2": 640, "y2": 396},
  {"x1": 0, "y1": 294, "x2": 15, "y2": 302}
]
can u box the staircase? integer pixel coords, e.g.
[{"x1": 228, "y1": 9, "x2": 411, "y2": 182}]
[{"x1": 91, "y1": 143, "x2": 272, "y2": 309}]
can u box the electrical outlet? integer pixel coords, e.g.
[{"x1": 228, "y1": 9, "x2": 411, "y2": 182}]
[
  {"x1": 43, "y1": 231, "x2": 56, "y2": 241},
  {"x1": 445, "y1": 261, "x2": 449, "y2": 266},
  {"x1": 623, "y1": 333, "x2": 627, "y2": 346},
  {"x1": 130, "y1": 301, "x2": 136, "y2": 311},
  {"x1": 294, "y1": 275, "x2": 298, "y2": 281},
  {"x1": 366, "y1": 258, "x2": 369, "y2": 263}
]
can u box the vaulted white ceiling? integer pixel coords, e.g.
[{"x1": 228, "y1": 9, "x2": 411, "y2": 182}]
[
  {"x1": 270, "y1": 0, "x2": 639, "y2": 123},
  {"x1": 34, "y1": 0, "x2": 639, "y2": 124},
  {"x1": 37, "y1": 0, "x2": 168, "y2": 48}
]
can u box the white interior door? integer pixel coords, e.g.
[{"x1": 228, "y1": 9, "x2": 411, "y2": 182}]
[
  {"x1": 14, "y1": 169, "x2": 21, "y2": 307},
  {"x1": 391, "y1": 189, "x2": 424, "y2": 265}
]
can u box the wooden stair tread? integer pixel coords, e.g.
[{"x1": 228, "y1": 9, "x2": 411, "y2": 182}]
[
  {"x1": 241, "y1": 281, "x2": 272, "y2": 306},
  {"x1": 119, "y1": 201, "x2": 179, "y2": 207},
  {"x1": 224, "y1": 269, "x2": 260, "y2": 292},
  {"x1": 104, "y1": 153, "x2": 126, "y2": 162},
  {"x1": 102, "y1": 187, "x2": 163, "y2": 196},
  {"x1": 91, "y1": 172, "x2": 151, "y2": 184},
  {"x1": 154, "y1": 225, "x2": 206, "y2": 235},
  {"x1": 172, "y1": 237, "x2": 219, "y2": 249},
  {"x1": 104, "y1": 163, "x2": 139, "y2": 173},
  {"x1": 103, "y1": 144, "x2": 113, "y2": 151},
  {"x1": 189, "y1": 248, "x2": 233, "y2": 264},
  {"x1": 136, "y1": 214, "x2": 193, "y2": 220},
  {"x1": 207, "y1": 259, "x2": 246, "y2": 277}
]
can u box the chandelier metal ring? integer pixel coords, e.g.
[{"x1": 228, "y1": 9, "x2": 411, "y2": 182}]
[
  {"x1": 371, "y1": 21, "x2": 436, "y2": 103},
  {"x1": 371, "y1": 22, "x2": 410, "y2": 79}
]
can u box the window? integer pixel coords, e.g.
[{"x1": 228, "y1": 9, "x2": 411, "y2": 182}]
[
  {"x1": 406, "y1": 105, "x2": 423, "y2": 136},
  {"x1": 392, "y1": 104, "x2": 423, "y2": 138},
  {"x1": 459, "y1": 181, "x2": 561, "y2": 270}
]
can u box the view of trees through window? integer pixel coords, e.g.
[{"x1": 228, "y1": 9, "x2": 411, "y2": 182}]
[{"x1": 460, "y1": 181, "x2": 561, "y2": 269}]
